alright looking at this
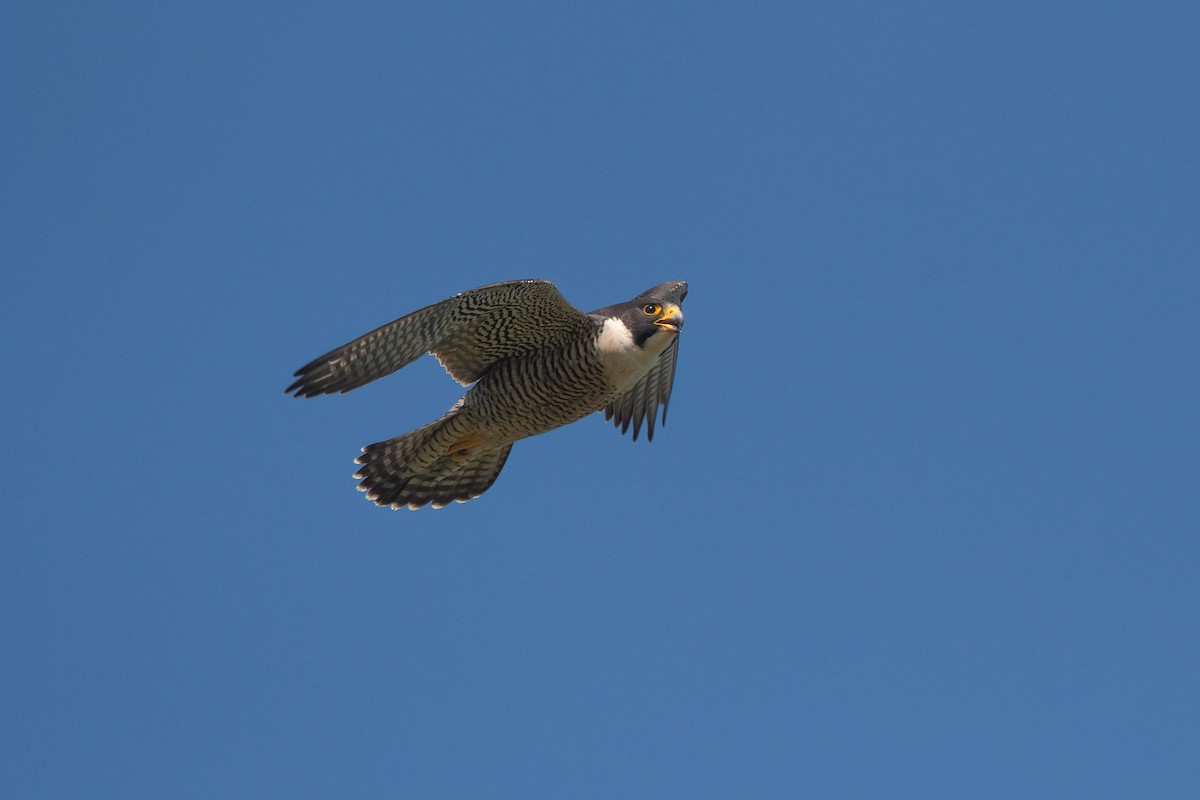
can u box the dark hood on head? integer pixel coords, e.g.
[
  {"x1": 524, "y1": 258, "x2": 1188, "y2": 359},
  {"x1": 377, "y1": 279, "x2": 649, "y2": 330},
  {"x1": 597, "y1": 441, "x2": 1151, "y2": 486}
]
[{"x1": 588, "y1": 280, "x2": 688, "y2": 318}]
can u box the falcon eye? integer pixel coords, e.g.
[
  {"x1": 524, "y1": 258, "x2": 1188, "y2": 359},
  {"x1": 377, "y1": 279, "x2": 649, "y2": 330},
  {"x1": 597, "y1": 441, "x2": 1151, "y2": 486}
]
[{"x1": 642, "y1": 304, "x2": 661, "y2": 316}]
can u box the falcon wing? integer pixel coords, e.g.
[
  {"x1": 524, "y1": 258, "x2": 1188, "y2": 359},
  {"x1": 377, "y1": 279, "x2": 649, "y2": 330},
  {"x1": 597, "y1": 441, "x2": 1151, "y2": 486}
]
[
  {"x1": 602, "y1": 336, "x2": 680, "y2": 442},
  {"x1": 286, "y1": 279, "x2": 590, "y2": 397}
]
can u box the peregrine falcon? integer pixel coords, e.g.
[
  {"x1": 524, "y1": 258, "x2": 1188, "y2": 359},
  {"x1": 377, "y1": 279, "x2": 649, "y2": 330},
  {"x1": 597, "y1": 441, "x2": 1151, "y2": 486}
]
[{"x1": 286, "y1": 279, "x2": 688, "y2": 509}]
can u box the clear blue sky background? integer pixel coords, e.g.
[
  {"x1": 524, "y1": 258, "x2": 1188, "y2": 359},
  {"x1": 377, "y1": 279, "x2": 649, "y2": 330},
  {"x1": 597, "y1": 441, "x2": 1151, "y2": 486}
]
[{"x1": 4, "y1": 2, "x2": 1198, "y2": 797}]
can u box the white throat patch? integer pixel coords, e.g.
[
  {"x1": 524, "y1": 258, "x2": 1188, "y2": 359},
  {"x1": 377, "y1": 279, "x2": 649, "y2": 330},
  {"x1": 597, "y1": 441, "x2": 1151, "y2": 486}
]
[
  {"x1": 595, "y1": 316, "x2": 671, "y2": 394},
  {"x1": 596, "y1": 317, "x2": 636, "y2": 355}
]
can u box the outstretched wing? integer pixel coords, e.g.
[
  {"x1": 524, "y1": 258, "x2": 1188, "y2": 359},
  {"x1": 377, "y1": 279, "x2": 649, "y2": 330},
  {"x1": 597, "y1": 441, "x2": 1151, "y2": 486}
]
[
  {"x1": 286, "y1": 279, "x2": 591, "y2": 397},
  {"x1": 602, "y1": 336, "x2": 680, "y2": 442}
]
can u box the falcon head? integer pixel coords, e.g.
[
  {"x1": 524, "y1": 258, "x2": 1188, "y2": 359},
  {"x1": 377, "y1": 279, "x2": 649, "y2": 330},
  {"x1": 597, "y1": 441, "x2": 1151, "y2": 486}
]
[{"x1": 591, "y1": 280, "x2": 688, "y2": 348}]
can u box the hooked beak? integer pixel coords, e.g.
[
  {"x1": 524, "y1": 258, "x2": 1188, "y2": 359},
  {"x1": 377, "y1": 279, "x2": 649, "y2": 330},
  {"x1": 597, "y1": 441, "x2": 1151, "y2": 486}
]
[{"x1": 654, "y1": 303, "x2": 684, "y2": 332}]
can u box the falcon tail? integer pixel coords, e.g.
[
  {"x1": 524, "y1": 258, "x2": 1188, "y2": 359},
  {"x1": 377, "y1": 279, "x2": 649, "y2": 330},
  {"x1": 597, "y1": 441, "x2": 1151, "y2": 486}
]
[{"x1": 353, "y1": 414, "x2": 513, "y2": 510}]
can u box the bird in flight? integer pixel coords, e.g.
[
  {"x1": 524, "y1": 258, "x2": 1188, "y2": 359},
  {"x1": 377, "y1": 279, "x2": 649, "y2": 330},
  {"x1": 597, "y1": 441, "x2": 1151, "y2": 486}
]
[{"x1": 286, "y1": 279, "x2": 688, "y2": 509}]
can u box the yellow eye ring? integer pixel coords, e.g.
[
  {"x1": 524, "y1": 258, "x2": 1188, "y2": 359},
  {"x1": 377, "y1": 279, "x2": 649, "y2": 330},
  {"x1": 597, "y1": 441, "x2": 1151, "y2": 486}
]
[{"x1": 642, "y1": 303, "x2": 661, "y2": 316}]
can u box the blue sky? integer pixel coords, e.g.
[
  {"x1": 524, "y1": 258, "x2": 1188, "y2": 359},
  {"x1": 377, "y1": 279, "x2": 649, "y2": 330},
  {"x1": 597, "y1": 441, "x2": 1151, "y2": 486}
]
[{"x1": 4, "y1": 2, "x2": 1198, "y2": 796}]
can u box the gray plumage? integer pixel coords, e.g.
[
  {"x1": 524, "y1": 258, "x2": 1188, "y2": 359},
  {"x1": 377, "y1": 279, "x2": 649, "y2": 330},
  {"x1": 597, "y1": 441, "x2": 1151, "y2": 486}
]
[{"x1": 286, "y1": 279, "x2": 688, "y2": 509}]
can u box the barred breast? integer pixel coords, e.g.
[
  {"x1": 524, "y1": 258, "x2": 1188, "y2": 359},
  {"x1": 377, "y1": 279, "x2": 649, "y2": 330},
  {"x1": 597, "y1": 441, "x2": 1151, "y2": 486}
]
[{"x1": 458, "y1": 334, "x2": 615, "y2": 443}]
